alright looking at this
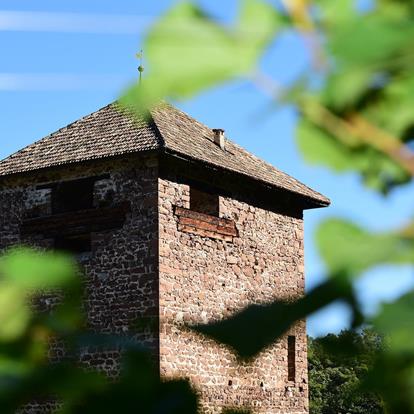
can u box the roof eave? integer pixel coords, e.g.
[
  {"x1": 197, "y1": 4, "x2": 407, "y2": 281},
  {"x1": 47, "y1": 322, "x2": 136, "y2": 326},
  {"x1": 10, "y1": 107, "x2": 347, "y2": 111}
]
[
  {"x1": 0, "y1": 148, "x2": 159, "y2": 183},
  {"x1": 162, "y1": 148, "x2": 330, "y2": 210}
]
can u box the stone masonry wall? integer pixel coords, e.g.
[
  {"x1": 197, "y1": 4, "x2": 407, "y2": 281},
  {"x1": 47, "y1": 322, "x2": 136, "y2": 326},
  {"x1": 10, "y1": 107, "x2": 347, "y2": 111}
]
[
  {"x1": 158, "y1": 172, "x2": 308, "y2": 414},
  {"x1": 0, "y1": 152, "x2": 309, "y2": 413},
  {"x1": 0, "y1": 155, "x2": 159, "y2": 412}
]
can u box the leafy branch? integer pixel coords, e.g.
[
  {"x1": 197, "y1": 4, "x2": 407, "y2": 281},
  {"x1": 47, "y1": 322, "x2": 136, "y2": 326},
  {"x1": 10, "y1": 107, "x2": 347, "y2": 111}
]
[
  {"x1": 303, "y1": 100, "x2": 414, "y2": 176},
  {"x1": 7, "y1": 0, "x2": 406, "y2": 413}
]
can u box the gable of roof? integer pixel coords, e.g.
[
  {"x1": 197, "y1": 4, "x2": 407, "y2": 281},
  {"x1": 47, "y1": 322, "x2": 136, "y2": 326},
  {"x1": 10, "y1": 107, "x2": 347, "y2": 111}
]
[{"x1": 0, "y1": 102, "x2": 330, "y2": 207}]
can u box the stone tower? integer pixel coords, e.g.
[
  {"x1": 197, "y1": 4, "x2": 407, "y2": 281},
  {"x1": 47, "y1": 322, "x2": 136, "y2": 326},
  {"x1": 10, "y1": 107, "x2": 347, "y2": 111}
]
[{"x1": 0, "y1": 103, "x2": 329, "y2": 413}]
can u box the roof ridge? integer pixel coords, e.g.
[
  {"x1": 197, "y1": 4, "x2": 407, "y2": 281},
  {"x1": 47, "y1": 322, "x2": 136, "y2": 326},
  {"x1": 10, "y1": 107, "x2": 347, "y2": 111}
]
[{"x1": 112, "y1": 101, "x2": 165, "y2": 149}]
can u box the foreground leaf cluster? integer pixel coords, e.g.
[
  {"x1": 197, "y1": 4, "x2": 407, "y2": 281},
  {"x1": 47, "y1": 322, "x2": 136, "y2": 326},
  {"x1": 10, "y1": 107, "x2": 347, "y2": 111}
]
[
  {"x1": 0, "y1": 249, "x2": 198, "y2": 413},
  {"x1": 4, "y1": 0, "x2": 414, "y2": 412}
]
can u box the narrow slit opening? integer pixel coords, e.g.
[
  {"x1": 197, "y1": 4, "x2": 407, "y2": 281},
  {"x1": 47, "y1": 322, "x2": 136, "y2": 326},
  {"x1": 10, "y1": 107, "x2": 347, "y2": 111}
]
[{"x1": 288, "y1": 335, "x2": 296, "y2": 382}]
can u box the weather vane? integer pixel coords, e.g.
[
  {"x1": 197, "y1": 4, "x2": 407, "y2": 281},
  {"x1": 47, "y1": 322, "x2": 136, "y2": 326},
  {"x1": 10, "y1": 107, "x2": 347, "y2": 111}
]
[{"x1": 136, "y1": 50, "x2": 144, "y2": 85}]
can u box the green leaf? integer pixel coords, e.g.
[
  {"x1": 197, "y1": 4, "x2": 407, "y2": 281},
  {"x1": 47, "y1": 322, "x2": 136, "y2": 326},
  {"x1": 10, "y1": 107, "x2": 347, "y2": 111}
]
[
  {"x1": 192, "y1": 276, "x2": 358, "y2": 359},
  {"x1": 0, "y1": 284, "x2": 29, "y2": 341},
  {"x1": 373, "y1": 291, "x2": 414, "y2": 355},
  {"x1": 378, "y1": 0, "x2": 414, "y2": 21},
  {"x1": 120, "y1": 0, "x2": 283, "y2": 112},
  {"x1": 238, "y1": 0, "x2": 283, "y2": 61},
  {"x1": 362, "y1": 352, "x2": 414, "y2": 414},
  {"x1": 296, "y1": 118, "x2": 410, "y2": 193},
  {"x1": 297, "y1": 118, "x2": 355, "y2": 170},
  {"x1": 298, "y1": 1, "x2": 414, "y2": 194},
  {"x1": 322, "y1": 67, "x2": 374, "y2": 111},
  {"x1": 316, "y1": 0, "x2": 358, "y2": 25},
  {"x1": 329, "y1": 15, "x2": 410, "y2": 67},
  {"x1": 0, "y1": 248, "x2": 77, "y2": 290},
  {"x1": 362, "y1": 76, "x2": 414, "y2": 137},
  {"x1": 317, "y1": 219, "x2": 414, "y2": 276},
  {"x1": 146, "y1": 3, "x2": 237, "y2": 94}
]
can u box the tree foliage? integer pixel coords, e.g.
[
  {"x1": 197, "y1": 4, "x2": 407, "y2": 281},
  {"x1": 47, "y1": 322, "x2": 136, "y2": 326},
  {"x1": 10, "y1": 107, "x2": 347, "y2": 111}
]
[{"x1": 308, "y1": 330, "x2": 384, "y2": 414}]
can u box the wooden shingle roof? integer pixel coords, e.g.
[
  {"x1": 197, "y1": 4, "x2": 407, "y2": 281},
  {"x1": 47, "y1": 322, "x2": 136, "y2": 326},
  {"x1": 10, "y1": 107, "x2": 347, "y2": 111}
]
[{"x1": 0, "y1": 102, "x2": 330, "y2": 207}]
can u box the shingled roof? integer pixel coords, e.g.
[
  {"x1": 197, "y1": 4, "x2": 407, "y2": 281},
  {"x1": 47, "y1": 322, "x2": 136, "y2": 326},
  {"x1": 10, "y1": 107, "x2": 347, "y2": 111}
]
[{"x1": 0, "y1": 102, "x2": 330, "y2": 207}]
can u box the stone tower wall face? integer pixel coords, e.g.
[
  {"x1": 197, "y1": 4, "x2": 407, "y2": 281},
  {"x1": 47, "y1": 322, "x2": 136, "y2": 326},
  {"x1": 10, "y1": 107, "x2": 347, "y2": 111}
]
[
  {"x1": 158, "y1": 175, "x2": 308, "y2": 414},
  {"x1": 0, "y1": 152, "x2": 309, "y2": 413},
  {"x1": 0, "y1": 155, "x2": 160, "y2": 377}
]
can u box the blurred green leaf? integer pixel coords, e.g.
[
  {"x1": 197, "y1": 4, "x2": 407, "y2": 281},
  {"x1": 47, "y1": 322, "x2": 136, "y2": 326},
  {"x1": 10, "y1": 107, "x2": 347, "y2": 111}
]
[
  {"x1": 322, "y1": 68, "x2": 374, "y2": 111},
  {"x1": 0, "y1": 284, "x2": 29, "y2": 341},
  {"x1": 297, "y1": 118, "x2": 355, "y2": 169},
  {"x1": 192, "y1": 276, "x2": 359, "y2": 359},
  {"x1": 0, "y1": 248, "x2": 77, "y2": 291},
  {"x1": 237, "y1": 0, "x2": 283, "y2": 61},
  {"x1": 120, "y1": 0, "x2": 283, "y2": 112},
  {"x1": 296, "y1": 118, "x2": 410, "y2": 193},
  {"x1": 374, "y1": 291, "x2": 414, "y2": 355},
  {"x1": 362, "y1": 352, "x2": 414, "y2": 414},
  {"x1": 64, "y1": 350, "x2": 198, "y2": 414},
  {"x1": 296, "y1": 0, "x2": 414, "y2": 193},
  {"x1": 315, "y1": 0, "x2": 358, "y2": 25},
  {"x1": 362, "y1": 76, "x2": 414, "y2": 137},
  {"x1": 317, "y1": 219, "x2": 414, "y2": 276},
  {"x1": 328, "y1": 15, "x2": 410, "y2": 68}
]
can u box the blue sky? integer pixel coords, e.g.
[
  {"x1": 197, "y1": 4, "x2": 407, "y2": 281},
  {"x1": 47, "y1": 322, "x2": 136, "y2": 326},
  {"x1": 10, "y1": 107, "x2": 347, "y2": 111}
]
[{"x1": 1, "y1": 0, "x2": 413, "y2": 336}]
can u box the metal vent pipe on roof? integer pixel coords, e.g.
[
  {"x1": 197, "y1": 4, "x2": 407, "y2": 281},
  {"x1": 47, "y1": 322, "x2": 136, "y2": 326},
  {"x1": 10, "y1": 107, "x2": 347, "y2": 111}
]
[{"x1": 212, "y1": 128, "x2": 225, "y2": 150}]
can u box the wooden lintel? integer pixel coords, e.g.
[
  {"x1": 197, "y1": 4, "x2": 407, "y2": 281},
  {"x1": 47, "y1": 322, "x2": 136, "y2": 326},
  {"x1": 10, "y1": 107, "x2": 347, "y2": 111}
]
[{"x1": 21, "y1": 202, "x2": 130, "y2": 237}]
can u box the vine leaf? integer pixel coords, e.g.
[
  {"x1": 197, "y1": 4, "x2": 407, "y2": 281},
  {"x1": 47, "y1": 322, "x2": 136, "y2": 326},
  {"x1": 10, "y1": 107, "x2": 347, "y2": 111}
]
[
  {"x1": 120, "y1": 0, "x2": 283, "y2": 112},
  {"x1": 317, "y1": 218, "x2": 414, "y2": 276},
  {"x1": 191, "y1": 275, "x2": 358, "y2": 359}
]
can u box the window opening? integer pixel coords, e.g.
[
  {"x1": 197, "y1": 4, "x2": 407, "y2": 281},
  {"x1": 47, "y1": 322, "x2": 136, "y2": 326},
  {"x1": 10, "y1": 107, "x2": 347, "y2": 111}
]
[
  {"x1": 55, "y1": 233, "x2": 91, "y2": 255},
  {"x1": 190, "y1": 187, "x2": 219, "y2": 216},
  {"x1": 52, "y1": 178, "x2": 95, "y2": 214},
  {"x1": 288, "y1": 335, "x2": 296, "y2": 382}
]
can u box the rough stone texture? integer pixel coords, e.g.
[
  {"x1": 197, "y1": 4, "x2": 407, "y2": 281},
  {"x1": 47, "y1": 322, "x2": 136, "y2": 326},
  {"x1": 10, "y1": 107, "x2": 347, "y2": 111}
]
[
  {"x1": 0, "y1": 155, "x2": 160, "y2": 412},
  {"x1": 0, "y1": 151, "x2": 314, "y2": 413},
  {"x1": 158, "y1": 167, "x2": 308, "y2": 414}
]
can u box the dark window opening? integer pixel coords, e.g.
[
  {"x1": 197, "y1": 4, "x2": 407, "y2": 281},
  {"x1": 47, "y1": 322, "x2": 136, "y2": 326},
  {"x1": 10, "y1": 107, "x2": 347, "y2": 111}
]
[
  {"x1": 190, "y1": 187, "x2": 219, "y2": 216},
  {"x1": 55, "y1": 234, "x2": 91, "y2": 255},
  {"x1": 288, "y1": 336, "x2": 296, "y2": 382},
  {"x1": 52, "y1": 178, "x2": 95, "y2": 214}
]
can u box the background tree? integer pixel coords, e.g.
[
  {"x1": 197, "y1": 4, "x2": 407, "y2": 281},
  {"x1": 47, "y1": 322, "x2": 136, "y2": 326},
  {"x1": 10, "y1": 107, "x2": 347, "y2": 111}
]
[{"x1": 308, "y1": 330, "x2": 384, "y2": 414}]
